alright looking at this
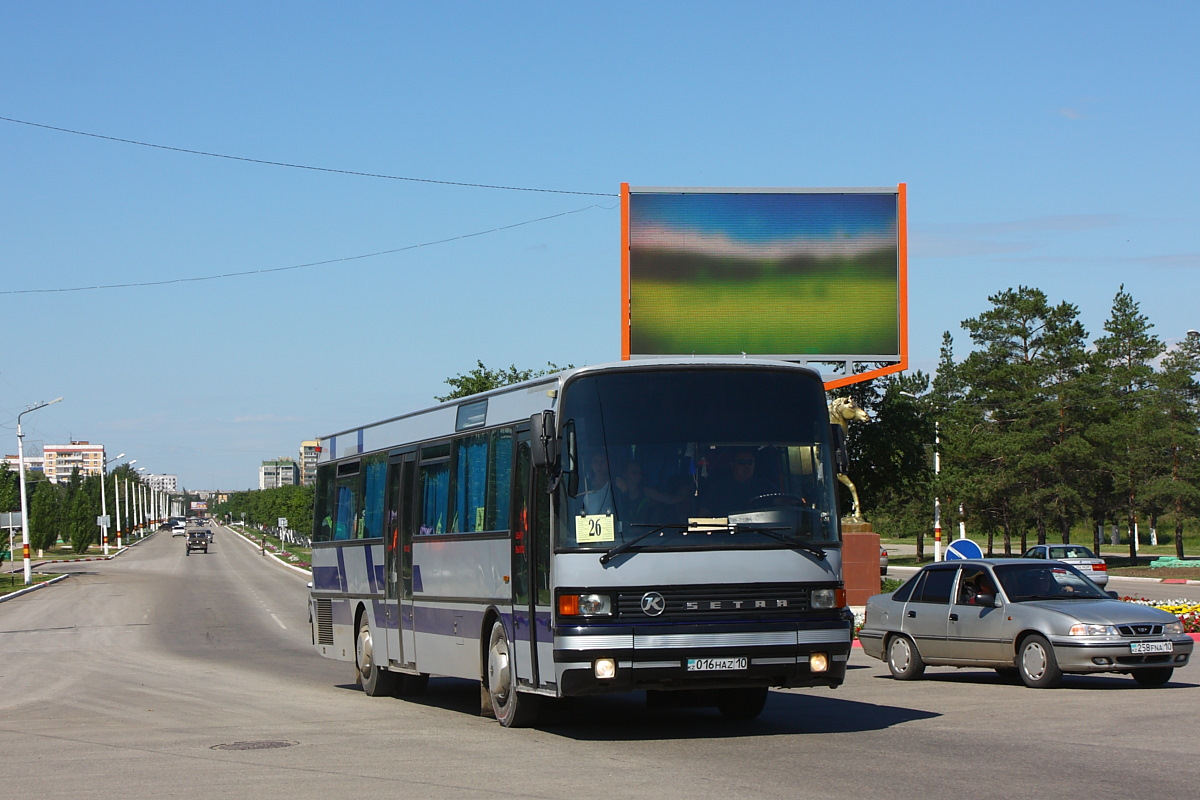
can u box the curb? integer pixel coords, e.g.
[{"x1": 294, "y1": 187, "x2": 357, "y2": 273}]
[
  {"x1": 225, "y1": 525, "x2": 312, "y2": 577},
  {"x1": 0, "y1": 573, "x2": 70, "y2": 603}
]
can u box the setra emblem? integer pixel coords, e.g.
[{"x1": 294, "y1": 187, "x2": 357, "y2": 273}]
[{"x1": 640, "y1": 591, "x2": 666, "y2": 617}]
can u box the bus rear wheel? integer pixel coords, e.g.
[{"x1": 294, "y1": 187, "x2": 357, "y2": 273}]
[
  {"x1": 356, "y1": 615, "x2": 397, "y2": 697},
  {"x1": 486, "y1": 620, "x2": 540, "y2": 727}
]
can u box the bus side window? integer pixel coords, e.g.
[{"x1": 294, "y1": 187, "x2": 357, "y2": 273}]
[
  {"x1": 362, "y1": 454, "x2": 387, "y2": 539},
  {"x1": 453, "y1": 433, "x2": 488, "y2": 532},
  {"x1": 420, "y1": 462, "x2": 449, "y2": 535},
  {"x1": 313, "y1": 463, "x2": 336, "y2": 542},
  {"x1": 487, "y1": 428, "x2": 514, "y2": 531}
]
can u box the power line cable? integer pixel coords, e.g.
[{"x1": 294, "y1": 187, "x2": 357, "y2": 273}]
[
  {"x1": 0, "y1": 115, "x2": 618, "y2": 197},
  {"x1": 0, "y1": 203, "x2": 612, "y2": 295}
]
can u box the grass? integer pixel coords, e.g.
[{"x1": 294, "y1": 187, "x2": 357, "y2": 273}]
[
  {"x1": 0, "y1": 571, "x2": 60, "y2": 592},
  {"x1": 233, "y1": 524, "x2": 312, "y2": 568}
]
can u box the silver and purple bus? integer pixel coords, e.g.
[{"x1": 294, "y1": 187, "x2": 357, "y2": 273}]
[{"x1": 309, "y1": 359, "x2": 852, "y2": 726}]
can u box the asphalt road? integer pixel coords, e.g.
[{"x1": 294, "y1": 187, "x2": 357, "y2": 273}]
[{"x1": 2, "y1": 525, "x2": 1197, "y2": 800}]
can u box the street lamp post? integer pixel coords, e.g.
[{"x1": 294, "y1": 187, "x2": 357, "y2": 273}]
[
  {"x1": 99, "y1": 453, "x2": 125, "y2": 557},
  {"x1": 114, "y1": 460, "x2": 134, "y2": 549},
  {"x1": 16, "y1": 397, "x2": 63, "y2": 585}
]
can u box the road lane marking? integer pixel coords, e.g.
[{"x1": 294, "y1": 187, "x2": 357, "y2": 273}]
[{"x1": 270, "y1": 614, "x2": 287, "y2": 630}]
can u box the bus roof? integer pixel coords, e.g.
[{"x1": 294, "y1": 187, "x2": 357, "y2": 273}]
[{"x1": 316, "y1": 357, "x2": 823, "y2": 464}]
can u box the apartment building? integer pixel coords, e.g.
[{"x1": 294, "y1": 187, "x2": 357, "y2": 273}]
[
  {"x1": 299, "y1": 440, "x2": 320, "y2": 487},
  {"x1": 43, "y1": 441, "x2": 105, "y2": 483},
  {"x1": 260, "y1": 458, "x2": 299, "y2": 490},
  {"x1": 146, "y1": 474, "x2": 179, "y2": 492},
  {"x1": 2, "y1": 454, "x2": 45, "y2": 473}
]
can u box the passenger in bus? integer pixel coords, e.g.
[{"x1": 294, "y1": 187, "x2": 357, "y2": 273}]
[
  {"x1": 613, "y1": 460, "x2": 656, "y2": 523},
  {"x1": 701, "y1": 448, "x2": 776, "y2": 517},
  {"x1": 580, "y1": 450, "x2": 615, "y2": 515}
]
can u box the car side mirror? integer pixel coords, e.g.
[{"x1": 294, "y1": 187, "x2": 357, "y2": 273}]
[
  {"x1": 975, "y1": 592, "x2": 999, "y2": 608},
  {"x1": 1106, "y1": 590, "x2": 1119, "y2": 600}
]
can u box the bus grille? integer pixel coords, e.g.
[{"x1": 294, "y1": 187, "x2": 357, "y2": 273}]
[
  {"x1": 315, "y1": 599, "x2": 334, "y2": 645},
  {"x1": 615, "y1": 583, "x2": 814, "y2": 621}
]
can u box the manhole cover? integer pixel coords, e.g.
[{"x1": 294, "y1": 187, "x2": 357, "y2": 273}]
[{"x1": 211, "y1": 740, "x2": 298, "y2": 751}]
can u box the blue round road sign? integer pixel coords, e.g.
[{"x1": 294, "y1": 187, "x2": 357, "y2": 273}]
[{"x1": 945, "y1": 538, "x2": 984, "y2": 560}]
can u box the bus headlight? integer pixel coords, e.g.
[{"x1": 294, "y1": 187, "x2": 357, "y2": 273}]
[
  {"x1": 558, "y1": 592, "x2": 613, "y2": 617},
  {"x1": 809, "y1": 653, "x2": 829, "y2": 672},
  {"x1": 811, "y1": 589, "x2": 845, "y2": 609},
  {"x1": 594, "y1": 658, "x2": 617, "y2": 680}
]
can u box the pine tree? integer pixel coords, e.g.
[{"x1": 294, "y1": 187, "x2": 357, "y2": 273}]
[{"x1": 1092, "y1": 286, "x2": 1164, "y2": 561}]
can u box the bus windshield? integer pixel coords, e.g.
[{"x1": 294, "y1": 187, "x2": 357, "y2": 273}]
[{"x1": 557, "y1": 367, "x2": 839, "y2": 553}]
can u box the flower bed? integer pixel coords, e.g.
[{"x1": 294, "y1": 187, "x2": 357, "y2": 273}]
[{"x1": 1120, "y1": 597, "x2": 1200, "y2": 633}]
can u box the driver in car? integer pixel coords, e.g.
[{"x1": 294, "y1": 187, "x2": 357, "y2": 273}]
[{"x1": 701, "y1": 448, "x2": 777, "y2": 517}]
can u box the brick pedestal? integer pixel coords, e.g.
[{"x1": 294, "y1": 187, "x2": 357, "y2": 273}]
[{"x1": 842, "y1": 521, "x2": 881, "y2": 606}]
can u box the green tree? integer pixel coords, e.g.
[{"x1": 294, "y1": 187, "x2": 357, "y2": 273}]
[
  {"x1": 957, "y1": 287, "x2": 1090, "y2": 554},
  {"x1": 436, "y1": 360, "x2": 571, "y2": 402},
  {"x1": 1143, "y1": 332, "x2": 1200, "y2": 557},
  {"x1": 1092, "y1": 286, "x2": 1164, "y2": 560},
  {"x1": 845, "y1": 371, "x2": 935, "y2": 556},
  {"x1": 0, "y1": 464, "x2": 19, "y2": 513},
  {"x1": 28, "y1": 479, "x2": 61, "y2": 553}
]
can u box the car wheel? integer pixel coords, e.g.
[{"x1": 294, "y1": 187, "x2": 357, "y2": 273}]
[
  {"x1": 356, "y1": 615, "x2": 397, "y2": 697},
  {"x1": 887, "y1": 634, "x2": 926, "y2": 680},
  {"x1": 1132, "y1": 667, "x2": 1173, "y2": 687},
  {"x1": 486, "y1": 619, "x2": 540, "y2": 727},
  {"x1": 1017, "y1": 634, "x2": 1062, "y2": 688},
  {"x1": 716, "y1": 687, "x2": 769, "y2": 720}
]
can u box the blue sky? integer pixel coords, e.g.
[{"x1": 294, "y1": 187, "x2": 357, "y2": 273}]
[{"x1": 2, "y1": 3, "x2": 1197, "y2": 490}]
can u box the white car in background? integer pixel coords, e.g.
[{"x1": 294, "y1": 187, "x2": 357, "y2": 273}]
[{"x1": 1022, "y1": 544, "x2": 1108, "y2": 587}]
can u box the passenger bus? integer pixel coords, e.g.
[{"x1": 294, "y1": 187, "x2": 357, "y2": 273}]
[{"x1": 308, "y1": 358, "x2": 853, "y2": 726}]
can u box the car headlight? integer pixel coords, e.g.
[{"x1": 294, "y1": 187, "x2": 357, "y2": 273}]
[
  {"x1": 1164, "y1": 620, "x2": 1184, "y2": 635},
  {"x1": 1068, "y1": 623, "x2": 1119, "y2": 637}
]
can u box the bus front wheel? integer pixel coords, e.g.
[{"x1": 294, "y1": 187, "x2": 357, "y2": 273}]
[
  {"x1": 486, "y1": 620, "x2": 540, "y2": 727},
  {"x1": 356, "y1": 615, "x2": 396, "y2": 697}
]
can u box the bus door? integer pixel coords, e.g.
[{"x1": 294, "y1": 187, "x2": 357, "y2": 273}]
[
  {"x1": 512, "y1": 431, "x2": 540, "y2": 688},
  {"x1": 384, "y1": 449, "x2": 418, "y2": 669}
]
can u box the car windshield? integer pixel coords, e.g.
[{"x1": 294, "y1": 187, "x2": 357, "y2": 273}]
[
  {"x1": 1049, "y1": 545, "x2": 1097, "y2": 559},
  {"x1": 555, "y1": 368, "x2": 839, "y2": 552},
  {"x1": 994, "y1": 563, "x2": 1107, "y2": 601}
]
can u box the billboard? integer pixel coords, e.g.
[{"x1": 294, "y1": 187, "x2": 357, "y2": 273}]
[{"x1": 621, "y1": 185, "x2": 907, "y2": 389}]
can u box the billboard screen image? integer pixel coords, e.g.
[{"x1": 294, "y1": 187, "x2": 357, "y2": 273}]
[{"x1": 622, "y1": 185, "x2": 906, "y2": 385}]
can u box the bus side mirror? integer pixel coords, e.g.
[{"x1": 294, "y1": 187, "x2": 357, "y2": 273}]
[{"x1": 530, "y1": 411, "x2": 558, "y2": 468}]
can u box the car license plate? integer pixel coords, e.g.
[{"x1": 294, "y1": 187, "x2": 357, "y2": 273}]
[
  {"x1": 1130, "y1": 641, "x2": 1173, "y2": 654},
  {"x1": 687, "y1": 657, "x2": 748, "y2": 672}
]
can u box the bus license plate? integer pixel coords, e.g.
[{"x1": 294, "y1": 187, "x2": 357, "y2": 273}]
[
  {"x1": 687, "y1": 657, "x2": 748, "y2": 672},
  {"x1": 1130, "y1": 641, "x2": 1173, "y2": 654}
]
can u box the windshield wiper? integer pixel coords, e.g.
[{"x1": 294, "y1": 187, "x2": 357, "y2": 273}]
[
  {"x1": 730, "y1": 523, "x2": 827, "y2": 560},
  {"x1": 599, "y1": 523, "x2": 683, "y2": 565}
]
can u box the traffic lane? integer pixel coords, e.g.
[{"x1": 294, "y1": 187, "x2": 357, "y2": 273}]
[
  {"x1": 825, "y1": 654, "x2": 1200, "y2": 798},
  {"x1": 4, "y1": 540, "x2": 1198, "y2": 800}
]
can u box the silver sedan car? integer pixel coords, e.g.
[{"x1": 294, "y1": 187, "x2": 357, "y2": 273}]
[
  {"x1": 1022, "y1": 543, "x2": 1108, "y2": 587},
  {"x1": 858, "y1": 559, "x2": 1192, "y2": 688}
]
